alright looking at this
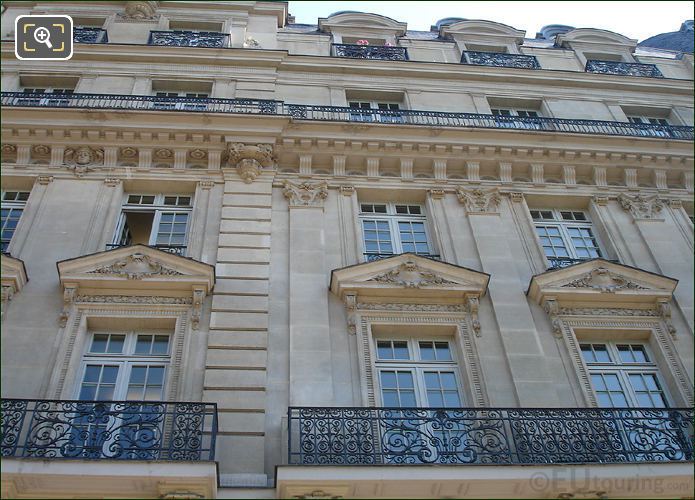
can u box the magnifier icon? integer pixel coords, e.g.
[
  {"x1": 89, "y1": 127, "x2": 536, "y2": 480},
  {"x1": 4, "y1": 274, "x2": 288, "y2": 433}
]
[{"x1": 33, "y1": 27, "x2": 53, "y2": 49}]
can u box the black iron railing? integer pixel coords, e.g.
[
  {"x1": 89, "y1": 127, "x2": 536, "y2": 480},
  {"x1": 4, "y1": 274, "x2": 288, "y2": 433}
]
[
  {"x1": 332, "y1": 43, "x2": 408, "y2": 61},
  {"x1": 148, "y1": 30, "x2": 228, "y2": 48},
  {"x1": 585, "y1": 60, "x2": 664, "y2": 78},
  {"x1": 288, "y1": 407, "x2": 693, "y2": 465},
  {"x1": 106, "y1": 243, "x2": 187, "y2": 256},
  {"x1": 1, "y1": 399, "x2": 217, "y2": 461},
  {"x1": 74, "y1": 27, "x2": 108, "y2": 44},
  {"x1": 364, "y1": 253, "x2": 441, "y2": 262},
  {"x1": 3, "y1": 92, "x2": 693, "y2": 141},
  {"x1": 547, "y1": 257, "x2": 620, "y2": 269},
  {"x1": 461, "y1": 51, "x2": 541, "y2": 70}
]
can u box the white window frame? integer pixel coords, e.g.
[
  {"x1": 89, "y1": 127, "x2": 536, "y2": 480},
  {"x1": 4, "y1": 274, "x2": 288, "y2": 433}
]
[
  {"x1": 359, "y1": 202, "x2": 434, "y2": 260},
  {"x1": 112, "y1": 193, "x2": 192, "y2": 254},
  {"x1": 580, "y1": 341, "x2": 672, "y2": 408},
  {"x1": 626, "y1": 116, "x2": 669, "y2": 126},
  {"x1": 530, "y1": 208, "x2": 604, "y2": 266},
  {"x1": 75, "y1": 331, "x2": 172, "y2": 401},
  {"x1": 153, "y1": 90, "x2": 209, "y2": 111},
  {"x1": 490, "y1": 108, "x2": 540, "y2": 118},
  {"x1": 348, "y1": 100, "x2": 403, "y2": 123},
  {"x1": 374, "y1": 337, "x2": 464, "y2": 408},
  {"x1": 1, "y1": 190, "x2": 30, "y2": 253}
]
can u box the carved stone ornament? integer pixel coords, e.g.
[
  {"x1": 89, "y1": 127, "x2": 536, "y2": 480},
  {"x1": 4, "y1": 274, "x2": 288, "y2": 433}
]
[
  {"x1": 466, "y1": 296, "x2": 481, "y2": 336},
  {"x1": 562, "y1": 267, "x2": 649, "y2": 293},
  {"x1": 2, "y1": 144, "x2": 17, "y2": 155},
  {"x1": 64, "y1": 146, "x2": 104, "y2": 166},
  {"x1": 88, "y1": 252, "x2": 183, "y2": 280},
  {"x1": 189, "y1": 148, "x2": 207, "y2": 161},
  {"x1": 368, "y1": 260, "x2": 458, "y2": 288},
  {"x1": 75, "y1": 295, "x2": 192, "y2": 304},
  {"x1": 657, "y1": 299, "x2": 677, "y2": 337},
  {"x1": 559, "y1": 307, "x2": 658, "y2": 317},
  {"x1": 283, "y1": 180, "x2": 328, "y2": 208},
  {"x1": 618, "y1": 193, "x2": 664, "y2": 220},
  {"x1": 119, "y1": 0, "x2": 159, "y2": 20},
  {"x1": 32, "y1": 144, "x2": 51, "y2": 157},
  {"x1": 543, "y1": 298, "x2": 563, "y2": 338},
  {"x1": 119, "y1": 146, "x2": 138, "y2": 159},
  {"x1": 357, "y1": 302, "x2": 465, "y2": 312},
  {"x1": 190, "y1": 288, "x2": 205, "y2": 330},
  {"x1": 59, "y1": 286, "x2": 77, "y2": 327},
  {"x1": 456, "y1": 187, "x2": 501, "y2": 214},
  {"x1": 291, "y1": 491, "x2": 343, "y2": 500},
  {"x1": 243, "y1": 36, "x2": 261, "y2": 48},
  {"x1": 226, "y1": 143, "x2": 275, "y2": 183},
  {"x1": 154, "y1": 148, "x2": 173, "y2": 160},
  {"x1": 345, "y1": 293, "x2": 357, "y2": 335}
]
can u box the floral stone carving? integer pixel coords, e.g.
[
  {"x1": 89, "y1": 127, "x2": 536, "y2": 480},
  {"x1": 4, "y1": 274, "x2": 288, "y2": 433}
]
[
  {"x1": 618, "y1": 193, "x2": 664, "y2": 220},
  {"x1": 226, "y1": 143, "x2": 275, "y2": 183},
  {"x1": 88, "y1": 253, "x2": 183, "y2": 280},
  {"x1": 64, "y1": 146, "x2": 104, "y2": 176},
  {"x1": 561, "y1": 267, "x2": 649, "y2": 293},
  {"x1": 368, "y1": 260, "x2": 458, "y2": 288},
  {"x1": 283, "y1": 180, "x2": 328, "y2": 208},
  {"x1": 456, "y1": 187, "x2": 501, "y2": 214}
]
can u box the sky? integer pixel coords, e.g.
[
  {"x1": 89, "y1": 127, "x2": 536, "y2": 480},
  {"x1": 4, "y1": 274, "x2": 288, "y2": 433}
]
[{"x1": 287, "y1": 1, "x2": 693, "y2": 41}]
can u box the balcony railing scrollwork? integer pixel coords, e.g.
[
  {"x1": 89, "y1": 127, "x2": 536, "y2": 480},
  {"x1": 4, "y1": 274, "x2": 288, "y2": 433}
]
[
  {"x1": 105, "y1": 243, "x2": 187, "y2": 256},
  {"x1": 461, "y1": 51, "x2": 541, "y2": 70},
  {"x1": 148, "y1": 30, "x2": 228, "y2": 48},
  {"x1": 288, "y1": 406, "x2": 693, "y2": 465},
  {"x1": 2, "y1": 92, "x2": 693, "y2": 141},
  {"x1": 1, "y1": 398, "x2": 217, "y2": 461},
  {"x1": 365, "y1": 253, "x2": 441, "y2": 262},
  {"x1": 547, "y1": 257, "x2": 620, "y2": 269},
  {"x1": 332, "y1": 43, "x2": 408, "y2": 61},
  {"x1": 585, "y1": 60, "x2": 664, "y2": 78},
  {"x1": 73, "y1": 27, "x2": 109, "y2": 44}
]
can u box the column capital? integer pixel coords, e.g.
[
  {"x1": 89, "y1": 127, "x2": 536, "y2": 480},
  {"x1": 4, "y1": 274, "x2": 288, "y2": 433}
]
[{"x1": 283, "y1": 180, "x2": 328, "y2": 208}]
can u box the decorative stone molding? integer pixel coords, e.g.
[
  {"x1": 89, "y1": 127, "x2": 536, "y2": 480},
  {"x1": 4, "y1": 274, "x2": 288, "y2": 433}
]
[
  {"x1": 154, "y1": 148, "x2": 173, "y2": 160},
  {"x1": 243, "y1": 36, "x2": 261, "y2": 48},
  {"x1": 76, "y1": 295, "x2": 192, "y2": 304},
  {"x1": 198, "y1": 179, "x2": 215, "y2": 190},
  {"x1": 283, "y1": 180, "x2": 328, "y2": 208},
  {"x1": 104, "y1": 177, "x2": 121, "y2": 187},
  {"x1": 2, "y1": 143, "x2": 17, "y2": 155},
  {"x1": 562, "y1": 267, "x2": 649, "y2": 293},
  {"x1": 119, "y1": 0, "x2": 159, "y2": 20},
  {"x1": 59, "y1": 285, "x2": 77, "y2": 327},
  {"x1": 656, "y1": 299, "x2": 677, "y2": 337},
  {"x1": 345, "y1": 292, "x2": 357, "y2": 335},
  {"x1": 368, "y1": 260, "x2": 458, "y2": 288},
  {"x1": 543, "y1": 297, "x2": 563, "y2": 338},
  {"x1": 668, "y1": 199, "x2": 683, "y2": 210},
  {"x1": 466, "y1": 296, "x2": 481, "y2": 336},
  {"x1": 428, "y1": 188, "x2": 446, "y2": 200},
  {"x1": 37, "y1": 175, "x2": 53, "y2": 185},
  {"x1": 119, "y1": 146, "x2": 138, "y2": 159},
  {"x1": 593, "y1": 195, "x2": 609, "y2": 206},
  {"x1": 456, "y1": 187, "x2": 501, "y2": 214},
  {"x1": 64, "y1": 146, "x2": 104, "y2": 177},
  {"x1": 88, "y1": 253, "x2": 183, "y2": 280},
  {"x1": 189, "y1": 149, "x2": 207, "y2": 161},
  {"x1": 32, "y1": 144, "x2": 51, "y2": 157},
  {"x1": 1, "y1": 254, "x2": 27, "y2": 321},
  {"x1": 618, "y1": 193, "x2": 664, "y2": 220},
  {"x1": 559, "y1": 307, "x2": 658, "y2": 317},
  {"x1": 508, "y1": 192, "x2": 525, "y2": 203},
  {"x1": 339, "y1": 185, "x2": 354, "y2": 196},
  {"x1": 357, "y1": 303, "x2": 465, "y2": 312},
  {"x1": 190, "y1": 287, "x2": 205, "y2": 330},
  {"x1": 226, "y1": 143, "x2": 275, "y2": 183}
]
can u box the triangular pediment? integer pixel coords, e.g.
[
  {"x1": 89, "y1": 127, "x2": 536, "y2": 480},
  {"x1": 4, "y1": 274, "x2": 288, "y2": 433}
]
[
  {"x1": 330, "y1": 253, "x2": 489, "y2": 301},
  {"x1": 528, "y1": 259, "x2": 677, "y2": 307},
  {"x1": 57, "y1": 245, "x2": 215, "y2": 296}
]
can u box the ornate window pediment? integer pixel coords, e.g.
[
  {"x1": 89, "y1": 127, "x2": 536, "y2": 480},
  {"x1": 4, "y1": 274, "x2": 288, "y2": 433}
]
[
  {"x1": 527, "y1": 258, "x2": 677, "y2": 308},
  {"x1": 318, "y1": 12, "x2": 408, "y2": 37},
  {"x1": 1, "y1": 254, "x2": 28, "y2": 317},
  {"x1": 555, "y1": 28, "x2": 637, "y2": 51},
  {"x1": 56, "y1": 245, "x2": 215, "y2": 328},
  {"x1": 439, "y1": 19, "x2": 526, "y2": 45},
  {"x1": 330, "y1": 253, "x2": 489, "y2": 303}
]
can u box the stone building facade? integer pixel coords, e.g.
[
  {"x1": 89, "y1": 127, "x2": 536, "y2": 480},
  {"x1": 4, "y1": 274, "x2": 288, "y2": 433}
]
[{"x1": 1, "y1": 2, "x2": 693, "y2": 498}]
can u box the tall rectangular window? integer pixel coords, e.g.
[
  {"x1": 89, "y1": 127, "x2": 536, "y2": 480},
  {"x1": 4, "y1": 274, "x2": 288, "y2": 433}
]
[
  {"x1": 530, "y1": 209, "x2": 603, "y2": 268},
  {"x1": 580, "y1": 342, "x2": 669, "y2": 408},
  {"x1": 375, "y1": 338, "x2": 462, "y2": 408},
  {"x1": 112, "y1": 194, "x2": 192, "y2": 255},
  {"x1": 359, "y1": 203, "x2": 433, "y2": 261},
  {"x1": 348, "y1": 100, "x2": 403, "y2": 123},
  {"x1": 1, "y1": 190, "x2": 30, "y2": 252}
]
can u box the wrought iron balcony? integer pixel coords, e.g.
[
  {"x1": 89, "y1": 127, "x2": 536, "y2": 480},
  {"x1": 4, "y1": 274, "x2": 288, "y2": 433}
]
[
  {"x1": 3, "y1": 92, "x2": 693, "y2": 141},
  {"x1": 585, "y1": 60, "x2": 664, "y2": 78},
  {"x1": 365, "y1": 253, "x2": 441, "y2": 262},
  {"x1": 547, "y1": 257, "x2": 620, "y2": 269},
  {"x1": 1, "y1": 399, "x2": 217, "y2": 461},
  {"x1": 106, "y1": 243, "x2": 187, "y2": 256},
  {"x1": 73, "y1": 27, "x2": 108, "y2": 44},
  {"x1": 288, "y1": 407, "x2": 693, "y2": 465},
  {"x1": 148, "y1": 30, "x2": 228, "y2": 48},
  {"x1": 461, "y1": 51, "x2": 541, "y2": 70},
  {"x1": 332, "y1": 43, "x2": 409, "y2": 61}
]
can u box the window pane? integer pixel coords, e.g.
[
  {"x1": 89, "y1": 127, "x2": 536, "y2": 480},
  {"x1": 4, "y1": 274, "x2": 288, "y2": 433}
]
[
  {"x1": 380, "y1": 371, "x2": 397, "y2": 388},
  {"x1": 440, "y1": 372, "x2": 457, "y2": 389},
  {"x1": 597, "y1": 393, "x2": 612, "y2": 407},
  {"x1": 144, "y1": 386, "x2": 162, "y2": 400},
  {"x1": 79, "y1": 385, "x2": 97, "y2": 400},
  {"x1": 428, "y1": 392, "x2": 444, "y2": 407},
  {"x1": 135, "y1": 335, "x2": 153, "y2": 354},
  {"x1": 377, "y1": 341, "x2": 393, "y2": 359},
  {"x1": 424, "y1": 372, "x2": 439, "y2": 388},
  {"x1": 444, "y1": 391, "x2": 461, "y2": 407},
  {"x1": 399, "y1": 390, "x2": 416, "y2": 407},
  {"x1": 604, "y1": 374, "x2": 621, "y2": 391},
  {"x1": 382, "y1": 391, "x2": 399, "y2": 406},
  {"x1": 83, "y1": 365, "x2": 101, "y2": 382},
  {"x1": 591, "y1": 374, "x2": 606, "y2": 390},
  {"x1": 419, "y1": 342, "x2": 435, "y2": 360},
  {"x1": 97, "y1": 385, "x2": 115, "y2": 400},
  {"x1": 392, "y1": 341, "x2": 409, "y2": 360},
  {"x1": 129, "y1": 366, "x2": 147, "y2": 384},
  {"x1": 629, "y1": 374, "x2": 646, "y2": 390},
  {"x1": 107, "y1": 335, "x2": 125, "y2": 353},
  {"x1": 632, "y1": 346, "x2": 648, "y2": 363},
  {"x1": 611, "y1": 392, "x2": 627, "y2": 407},
  {"x1": 594, "y1": 345, "x2": 611, "y2": 362},
  {"x1": 101, "y1": 366, "x2": 119, "y2": 383},
  {"x1": 617, "y1": 345, "x2": 634, "y2": 363},
  {"x1": 147, "y1": 366, "x2": 165, "y2": 384},
  {"x1": 91, "y1": 335, "x2": 108, "y2": 353},
  {"x1": 397, "y1": 372, "x2": 414, "y2": 388},
  {"x1": 580, "y1": 344, "x2": 595, "y2": 362},
  {"x1": 435, "y1": 342, "x2": 452, "y2": 361}
]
